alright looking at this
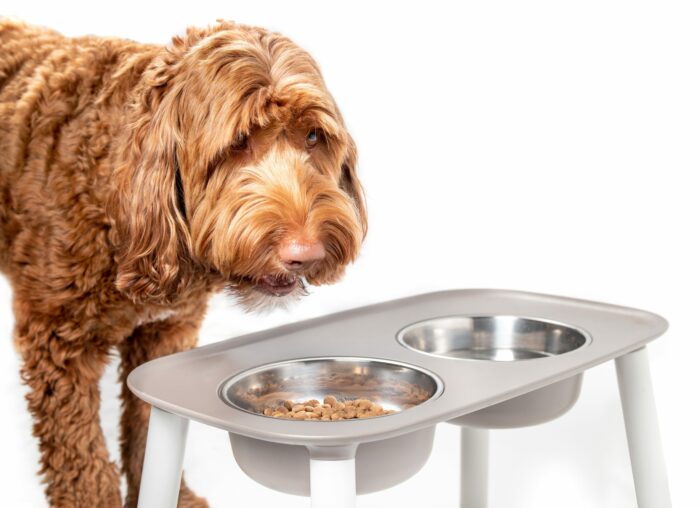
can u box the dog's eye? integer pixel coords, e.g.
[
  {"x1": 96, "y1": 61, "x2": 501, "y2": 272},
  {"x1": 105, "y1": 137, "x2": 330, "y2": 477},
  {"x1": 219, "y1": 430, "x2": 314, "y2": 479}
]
[
  {"x1": 231, "y1": 133, "x2": 248, "y2": 151},
  {"x1": 305, "y1": 128, "x2": 320, "y2": 149}
]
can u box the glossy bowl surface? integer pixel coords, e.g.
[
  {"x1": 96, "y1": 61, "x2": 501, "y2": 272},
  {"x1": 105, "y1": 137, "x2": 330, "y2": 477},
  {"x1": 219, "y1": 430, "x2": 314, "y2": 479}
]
[
  {"x1": 220, "y1": 356, "x2": 443, "y2": 419},
  {"x1": 397, "y1": 315, "x2": 590, "y2": 361},
  {"x1": 221, "y1": 357, "x2": 443, "y2": 495}
]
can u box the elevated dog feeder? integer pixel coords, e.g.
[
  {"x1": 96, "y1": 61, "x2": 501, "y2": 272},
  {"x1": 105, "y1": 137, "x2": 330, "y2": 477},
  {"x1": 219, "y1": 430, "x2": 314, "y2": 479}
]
[{"x1": 128, "y1": 289, "x2": 671, "y2": 508}]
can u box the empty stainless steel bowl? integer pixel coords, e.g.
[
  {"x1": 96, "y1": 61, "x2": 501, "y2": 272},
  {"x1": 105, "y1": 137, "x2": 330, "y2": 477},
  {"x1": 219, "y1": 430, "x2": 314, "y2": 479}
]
[
  {"x1": 397, "y1": 315, "x2": 590, "y2": 428},
  {"x1": 220, "y1": 357, "x2": 443, "y2": 417},
  {"x1": 221, "y1": 357, "x2": 443, "y2": 495},
  {"x1": 397, "y1": 315, "x2": 590, "y2": 361}
]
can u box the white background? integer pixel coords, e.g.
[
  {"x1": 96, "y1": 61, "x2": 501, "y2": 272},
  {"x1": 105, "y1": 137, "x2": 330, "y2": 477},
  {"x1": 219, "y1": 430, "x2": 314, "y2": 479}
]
[{"x1": 1, "y1": 1, "x2": 698, "y2": 506}]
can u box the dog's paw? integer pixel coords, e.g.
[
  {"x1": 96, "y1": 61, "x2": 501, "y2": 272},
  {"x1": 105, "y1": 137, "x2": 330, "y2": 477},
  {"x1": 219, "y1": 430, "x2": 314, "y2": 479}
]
[{"x1": 177, "y1": 487, "x2": 209, "y2": 508}]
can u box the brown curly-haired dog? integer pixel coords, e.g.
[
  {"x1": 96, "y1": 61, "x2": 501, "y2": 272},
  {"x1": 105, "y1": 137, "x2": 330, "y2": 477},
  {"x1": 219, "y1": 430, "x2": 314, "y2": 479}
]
[{"x1": 0, "y1": 18, "x2": 367, "y2": 508}]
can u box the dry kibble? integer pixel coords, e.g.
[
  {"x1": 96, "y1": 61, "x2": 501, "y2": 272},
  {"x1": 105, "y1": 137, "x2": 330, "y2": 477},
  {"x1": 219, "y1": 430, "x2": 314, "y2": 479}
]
[
  {"x1": 261, "y1": 395, "x2": 397, "y2": 421},
  {"x1": 356, "y1": 399, "x2": 372, "y2": 410}
]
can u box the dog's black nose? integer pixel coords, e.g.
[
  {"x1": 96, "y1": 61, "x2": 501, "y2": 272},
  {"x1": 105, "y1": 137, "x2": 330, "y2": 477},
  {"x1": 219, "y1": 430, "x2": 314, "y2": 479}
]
[{"x1": 278, "y1": 237, "x2": 326, "y2": 270}]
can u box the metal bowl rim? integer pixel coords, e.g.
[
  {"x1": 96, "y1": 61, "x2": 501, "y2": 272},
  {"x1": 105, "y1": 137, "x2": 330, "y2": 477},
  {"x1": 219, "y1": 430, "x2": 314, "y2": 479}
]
[
  {"x1": 396, "y1": 314, "x2": 593, "y2": 362},
  {"x1": 217, "y1": 355, "x2": 446, "y2": 422}
]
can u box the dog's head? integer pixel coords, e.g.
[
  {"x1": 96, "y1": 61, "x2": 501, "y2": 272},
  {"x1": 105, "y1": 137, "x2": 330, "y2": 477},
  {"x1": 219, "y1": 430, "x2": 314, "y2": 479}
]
[{"x1": 110, "y1": 21, "x2": 367, "y2": 312}]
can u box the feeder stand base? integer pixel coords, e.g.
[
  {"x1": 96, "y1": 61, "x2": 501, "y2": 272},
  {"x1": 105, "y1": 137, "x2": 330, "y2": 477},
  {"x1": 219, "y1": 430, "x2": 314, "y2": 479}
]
[
  {"x1": 137, "y1": 407, "x2": 189, "y2": 508},
  {"x1": 616, "y1": 346, "x2": 672, "y2": 508},
  {"x1": 310, "y1": 458, "x2": 357, "y2": 508}
]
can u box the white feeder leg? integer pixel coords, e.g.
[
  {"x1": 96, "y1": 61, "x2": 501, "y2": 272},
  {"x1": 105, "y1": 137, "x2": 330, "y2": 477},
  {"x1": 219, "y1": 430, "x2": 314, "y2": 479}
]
[
  {"x1": 309, "y1": 458, "x2": 357, "y2": 508},
  {"x1": 460, "y1": 426, "x2": 489, "y2": 508},
  {"x1": 615, "y1": 347, "x2": 672, "y2": 508},
  {"x1": 137, "y1": 406, "x2": 190, "y2": 508}
]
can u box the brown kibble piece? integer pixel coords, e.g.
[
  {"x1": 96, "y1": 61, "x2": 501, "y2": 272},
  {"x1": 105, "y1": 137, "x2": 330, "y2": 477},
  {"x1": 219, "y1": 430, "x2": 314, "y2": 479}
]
[
  {"x1": 323, "y1": 395, "x2": 338, "y2": 406},
  {"x1": 356, "y1": 399, "x2": 372, "y2": 410}
]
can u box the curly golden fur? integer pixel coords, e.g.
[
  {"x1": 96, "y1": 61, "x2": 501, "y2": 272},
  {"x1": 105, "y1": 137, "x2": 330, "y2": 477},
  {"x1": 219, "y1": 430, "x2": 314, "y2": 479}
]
[{"x1": 0, "y1": 18, "x2": 366, "y2": 507}]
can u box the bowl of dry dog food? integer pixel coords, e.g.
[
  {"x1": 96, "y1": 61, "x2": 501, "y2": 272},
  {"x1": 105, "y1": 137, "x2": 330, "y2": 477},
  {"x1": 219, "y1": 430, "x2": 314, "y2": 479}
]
[{"x1": 219, "y1": 357, "x2": 443, "y2": 495}]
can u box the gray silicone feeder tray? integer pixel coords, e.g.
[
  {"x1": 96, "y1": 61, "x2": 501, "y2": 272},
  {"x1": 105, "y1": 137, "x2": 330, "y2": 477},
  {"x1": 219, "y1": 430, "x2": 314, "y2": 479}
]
[{"x1": 128, "y1": 289, "x2": 668, "y2": 496}]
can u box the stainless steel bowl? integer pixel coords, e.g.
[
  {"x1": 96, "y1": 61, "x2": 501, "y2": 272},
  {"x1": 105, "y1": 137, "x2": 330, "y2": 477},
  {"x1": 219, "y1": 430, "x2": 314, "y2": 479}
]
[
  {"x1": 220, "y1": 357, "x2": 443, "y2": 418},
  {"x1": 221, "y1": 357, "x2": 443, "y2": 496},
  {"x1": 397, "y1": 315, "x2": 590, "y2": 361},
  {"x1": 397, "y1": 316, "x2": 590, "y2": 428}
]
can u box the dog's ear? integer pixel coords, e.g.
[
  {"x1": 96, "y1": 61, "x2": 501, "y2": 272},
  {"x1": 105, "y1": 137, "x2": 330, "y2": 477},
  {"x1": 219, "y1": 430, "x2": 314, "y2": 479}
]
[
  {"x1": 109, "y1": 54, "x2": 193, "y2": 304},
  {"x1": 340, "y1": 136, "x2": 368, "y2": 241}
]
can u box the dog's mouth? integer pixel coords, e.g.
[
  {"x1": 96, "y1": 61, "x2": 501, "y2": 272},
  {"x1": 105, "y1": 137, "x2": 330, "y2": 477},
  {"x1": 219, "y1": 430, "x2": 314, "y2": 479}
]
[{"x1": 244, "y1": 273, "x2": 300, "y2": 296}]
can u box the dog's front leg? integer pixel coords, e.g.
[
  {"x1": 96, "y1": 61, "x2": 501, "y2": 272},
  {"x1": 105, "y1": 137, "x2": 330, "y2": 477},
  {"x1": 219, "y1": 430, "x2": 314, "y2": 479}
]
[
  {"x1": 118, "y1": 308, "x2": 208, "y2": 508},
  {"x1": 18, "y1": 321, "x2": 122, "y2": 508}
]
